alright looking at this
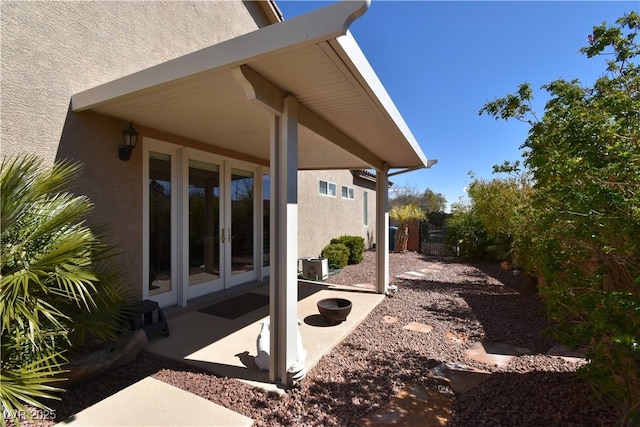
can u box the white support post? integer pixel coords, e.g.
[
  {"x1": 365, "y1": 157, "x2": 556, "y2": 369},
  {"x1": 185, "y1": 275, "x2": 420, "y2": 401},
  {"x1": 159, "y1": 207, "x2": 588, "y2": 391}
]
[
  {"x1": 269, "y1": 96, "x2": 300, "y2": 388},
  {"x1": 375, "y1": 165, "x2": 390, "y2": 295}
]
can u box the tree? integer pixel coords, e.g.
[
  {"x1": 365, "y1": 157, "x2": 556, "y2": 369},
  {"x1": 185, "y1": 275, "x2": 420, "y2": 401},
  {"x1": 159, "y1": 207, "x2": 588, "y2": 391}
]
[
  {"x1": 390, "y1": 186, "x2": 447, "y2": 214},
  {"x1": 421, "y1": 188, "x2": 447, "y2": 213},
  {"x1": 427, "y1": 210, "x2": 447, "y2": 230},
  {"x1": 1, "y1": 155, "x2": 130, "y2": 417},
  {"x1": 389, "y1": 185, "x2": 421, "y2": 209},
  {"x1": 480, "y1": 12, "x2": 640, "y2": 421},
  {"x1": 466, "y1": 165, "x2": 534, "y2": 267},
  {"x1": 389, "y1": 204, "x2": 425, "y2": 253}
]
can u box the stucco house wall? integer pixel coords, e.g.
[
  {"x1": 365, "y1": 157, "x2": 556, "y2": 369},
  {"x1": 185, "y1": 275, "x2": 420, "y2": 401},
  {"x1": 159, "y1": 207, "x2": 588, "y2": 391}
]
[
  {"x1": 2, "y1": 1, "x2": 383, "y2": 303},
  {"x1": 1, "y1": 1, "x2": 272, "y2": 300},
  {"x1": 298, "y1": 170, "x2": 377, "y2": 258},
  {"x1": 1, "y1": 1, "x2": 271, "y2": 165}
]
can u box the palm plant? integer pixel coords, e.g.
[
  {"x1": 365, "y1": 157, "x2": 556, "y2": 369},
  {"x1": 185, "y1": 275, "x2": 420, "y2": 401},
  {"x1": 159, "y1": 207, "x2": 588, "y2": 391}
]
[
  {"x1": 389, "y1": 204, "x2": 425, "y2": 253},
  {"x1": 1, "y1": 155, "x2": 130, "y2": 420}
]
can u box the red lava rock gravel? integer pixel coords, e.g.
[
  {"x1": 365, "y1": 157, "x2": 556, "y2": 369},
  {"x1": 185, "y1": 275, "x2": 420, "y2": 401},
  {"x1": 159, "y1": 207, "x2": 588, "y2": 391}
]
[{"x1": 14, "y1": 251, "x2": 618, "y2": 426}]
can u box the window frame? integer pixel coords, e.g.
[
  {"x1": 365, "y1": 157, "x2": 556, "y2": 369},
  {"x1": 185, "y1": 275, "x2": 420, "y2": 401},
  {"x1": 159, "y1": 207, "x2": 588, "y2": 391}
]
[
  {"x1": 319, "y1": 180, "x2": 337, "y2": 197},
  {"x1": 341, "y1": 185, "x2": 355, "y2": 200},
  {"x1": 363, "y1": 191, "x2": 369, "y2": 226}
]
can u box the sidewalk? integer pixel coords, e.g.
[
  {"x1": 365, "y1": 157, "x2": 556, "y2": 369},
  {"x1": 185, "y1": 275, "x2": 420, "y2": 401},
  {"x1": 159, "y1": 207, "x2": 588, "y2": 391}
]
[{"x1": 55, "y1": 377, "x2": 253, "y2": 426}]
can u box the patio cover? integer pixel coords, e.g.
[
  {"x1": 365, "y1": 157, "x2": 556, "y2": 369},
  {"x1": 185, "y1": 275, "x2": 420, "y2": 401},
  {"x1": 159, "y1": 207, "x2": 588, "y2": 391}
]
[
  {"x1": 71, "y1": 0, "x2": 429, "y2": 172},
  {"x1": 71, "y1": 0, "x2": 431, "y2": 388}
]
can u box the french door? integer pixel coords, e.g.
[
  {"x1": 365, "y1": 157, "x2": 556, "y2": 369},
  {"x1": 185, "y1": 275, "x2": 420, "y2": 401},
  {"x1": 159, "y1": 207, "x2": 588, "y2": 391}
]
[
  {"x1": 144, "y1": 140, "x2": 265, "y2": 307},
  {"x1": 226, "y1": 166, "x2": 256, "y2": 287},
  {"x1": 186, "y1": 157, "x2": 224, "y2": 299}
]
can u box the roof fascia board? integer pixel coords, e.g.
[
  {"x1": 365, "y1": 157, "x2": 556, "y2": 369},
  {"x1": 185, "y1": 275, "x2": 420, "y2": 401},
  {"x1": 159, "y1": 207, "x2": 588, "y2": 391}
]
[
  {"x1": 259, "y1": 0, "x2": 283, "y2": 24},
  {"x1": 71, "y1": 0, "x2": 370, "y2": 112},
  {"x1": 329, "y1": 32, "x2": 431, "y2": 169},
  {"x1": 388, "y1": 159, "x2": 438, "y2": 177}
]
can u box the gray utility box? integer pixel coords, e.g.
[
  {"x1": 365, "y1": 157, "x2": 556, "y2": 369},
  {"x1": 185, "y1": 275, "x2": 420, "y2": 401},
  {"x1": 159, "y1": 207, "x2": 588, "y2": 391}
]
[{"x1": 302, "y1": 258, "x2": 329, "y2": 281}]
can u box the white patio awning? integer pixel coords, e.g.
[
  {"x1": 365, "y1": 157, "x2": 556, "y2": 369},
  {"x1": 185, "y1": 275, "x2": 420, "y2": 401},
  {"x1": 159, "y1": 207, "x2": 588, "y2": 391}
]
[{"x1": 71, "y1": 0, "x2": 429, "y2": 172}]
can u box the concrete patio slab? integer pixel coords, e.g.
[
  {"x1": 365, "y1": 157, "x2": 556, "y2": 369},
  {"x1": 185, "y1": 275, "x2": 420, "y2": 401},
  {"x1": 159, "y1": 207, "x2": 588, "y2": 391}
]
[
  {"x1": 51, "y1": 282, "x2": 383, "y2": 426},
  {"x1": 55, "y1": 377, "x2": 253, "y2": 427},
  {"x1": 145, "y1": 282, "x2": 384, "y2": 392}
]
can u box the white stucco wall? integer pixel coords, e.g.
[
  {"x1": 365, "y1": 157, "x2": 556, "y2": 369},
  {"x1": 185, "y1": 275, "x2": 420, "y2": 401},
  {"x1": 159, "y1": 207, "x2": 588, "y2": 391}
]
[{"x1": 298, "y1": 170, "x2": 377, "y2": 258}]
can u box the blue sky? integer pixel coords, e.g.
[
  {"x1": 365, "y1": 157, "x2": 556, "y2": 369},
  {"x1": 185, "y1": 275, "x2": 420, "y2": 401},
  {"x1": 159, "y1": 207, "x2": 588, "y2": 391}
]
[{"x1": 277, "y1": 0, "x2": 638, "y2": 210}]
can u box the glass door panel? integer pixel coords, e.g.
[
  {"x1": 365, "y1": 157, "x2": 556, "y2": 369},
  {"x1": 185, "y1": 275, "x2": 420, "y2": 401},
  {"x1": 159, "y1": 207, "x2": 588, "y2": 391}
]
[
  {"x1": 149, "y1": 152, "x2": 173, "y2": 299},
  {"x1": 188, "y1": 160, "x2": 221, "y2": 289},
  {"x1": 230, "y1": 168, "x2": 254, "y2": 278}
]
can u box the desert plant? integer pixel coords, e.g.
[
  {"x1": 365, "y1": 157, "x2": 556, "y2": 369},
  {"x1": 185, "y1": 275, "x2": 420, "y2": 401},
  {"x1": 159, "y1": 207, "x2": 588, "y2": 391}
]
[
  {"x1": 1, "y1": 155, "x2": 130, "y2": 419},
  {"x1": 321, "y1": 243, "x2": 349, "y2": 269},
  {"x1": 389, "y1": 204, "x2": 425, "y2": 253},
  {"x1": 330, "y1": 235, "x2": 365, "y2": 265}
]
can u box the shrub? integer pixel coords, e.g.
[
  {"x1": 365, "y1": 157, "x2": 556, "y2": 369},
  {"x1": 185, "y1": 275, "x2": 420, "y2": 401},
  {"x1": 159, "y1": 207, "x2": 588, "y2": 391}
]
[
  {"x1": 330, "y1": 235, "x2": 365, "y2": 265},
  {"x1": 1, "y1": 155, "x2": 131, "y2": 416},
  {"x1": 321, "y1": 243, "x2": 349, "y2": 269},
  {"x1": 445, "y1": 203, "x2": 489, "y2": 260},
  {"x1": 479, "y1": 14, "x2": 640, "y2": 421}
]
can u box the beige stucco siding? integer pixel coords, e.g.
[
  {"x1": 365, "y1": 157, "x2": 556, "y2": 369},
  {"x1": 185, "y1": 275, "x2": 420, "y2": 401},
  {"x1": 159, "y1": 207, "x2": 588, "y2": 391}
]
[
  {"x1": 0, "y1": 1, "x2": 269, "y2": 299},
  {"x1": 1, "y1": 0, "x2": 267, "y2": 164},
  {"x1": 298, "y1": 170, "x2": 377, "y2": 258}
]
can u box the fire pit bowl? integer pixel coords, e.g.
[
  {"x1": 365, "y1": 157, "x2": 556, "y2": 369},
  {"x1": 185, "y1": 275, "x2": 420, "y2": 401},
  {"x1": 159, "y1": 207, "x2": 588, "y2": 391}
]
[{"x1": 317, "y1": 298, "x2": 352, "y2": 325}]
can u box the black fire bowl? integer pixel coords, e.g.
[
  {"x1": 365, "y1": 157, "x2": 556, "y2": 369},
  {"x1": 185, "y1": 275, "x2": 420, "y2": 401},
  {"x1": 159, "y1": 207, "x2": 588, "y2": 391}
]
[{"x1": 317, "y1": 298, "x2": 352, "y2": 325}]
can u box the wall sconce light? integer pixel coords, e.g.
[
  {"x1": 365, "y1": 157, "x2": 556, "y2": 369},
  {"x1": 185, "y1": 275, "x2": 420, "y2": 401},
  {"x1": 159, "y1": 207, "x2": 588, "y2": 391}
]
[{"x1": 119, "y1": 122, "x2": 138, "y2": 161}]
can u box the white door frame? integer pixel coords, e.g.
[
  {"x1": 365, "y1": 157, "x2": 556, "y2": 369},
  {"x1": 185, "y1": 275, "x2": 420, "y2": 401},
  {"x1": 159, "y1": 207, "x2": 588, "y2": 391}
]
[
  {"x1": 182, "y1": 149, "x2": 226, "y2": 304},
  {"x1": 223, "y1": 159, "x2": 260, "y2": 288},
  {"x1": 143, "y1": 138, "x2": 267, "y2": 307},
  {"x1": 143, "y1": 138, "x2": 181, "y2": 307}
]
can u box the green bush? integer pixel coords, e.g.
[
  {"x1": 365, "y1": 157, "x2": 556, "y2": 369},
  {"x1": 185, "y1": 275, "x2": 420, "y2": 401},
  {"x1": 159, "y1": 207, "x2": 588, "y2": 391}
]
[
  {"x1": 330, "y1": 235, "x2": 365, "y2": 264},
  {"x1": 445, "y1": 204, "x2": 489, "y2": 260},
  {"x1": 1, "y1": 155, "x2": 131, "y2": 416},
  {"x1": 478, "y1": 14, "x2": 640, "y2": 421},
  {"x1": 321, "y1": 243, "x2": 349, "y2": 269}
]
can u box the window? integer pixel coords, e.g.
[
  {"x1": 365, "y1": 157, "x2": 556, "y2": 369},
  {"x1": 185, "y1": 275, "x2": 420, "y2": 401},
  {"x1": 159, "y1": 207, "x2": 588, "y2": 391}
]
[
  {"x1": 319, "y1": 180, "x2": 336, "y2": 197},
  {"x1": 341, "y1": 186, "x2": 354, "y2": 199},
  {"x1": 363, "y1": 191, "x2": 369, "y2": 226}
]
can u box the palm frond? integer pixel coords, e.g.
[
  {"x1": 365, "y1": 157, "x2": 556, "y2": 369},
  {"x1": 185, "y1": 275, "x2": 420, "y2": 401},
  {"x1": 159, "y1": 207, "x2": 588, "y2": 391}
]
[
  {"x1": 0, "y1": 348, "x2": 66, "y2": 415},
  {"x1": 1, "y1": 155, "x2": 82, "y2": 233},
  {"x1": 1, "y1": 154, "x2": 130, "y2": 412}
]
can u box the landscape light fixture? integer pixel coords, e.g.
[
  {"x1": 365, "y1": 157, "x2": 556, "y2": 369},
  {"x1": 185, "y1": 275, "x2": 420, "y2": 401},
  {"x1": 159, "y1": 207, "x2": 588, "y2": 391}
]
[{"x1": 119, "y1": 122, "x2": 138, "y2": 161}]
